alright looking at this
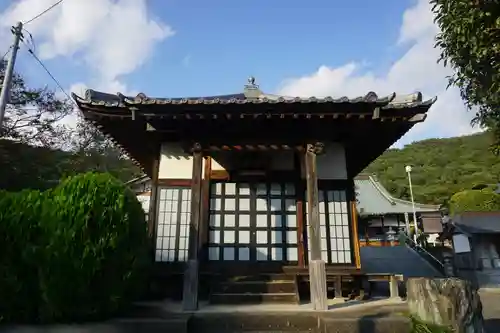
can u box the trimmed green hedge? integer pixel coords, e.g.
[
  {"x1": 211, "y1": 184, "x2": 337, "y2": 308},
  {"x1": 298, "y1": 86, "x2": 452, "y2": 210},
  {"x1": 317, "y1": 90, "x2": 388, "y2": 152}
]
[
  {"x1": 448, "y1": 188, "x2": 500, "y2": 215},
  {"x1": 0, "y1": 190, "x2": 45, "y2": 323},
  {"x1": 0, "y1": 173, "x2": 151, "y2": 324}
]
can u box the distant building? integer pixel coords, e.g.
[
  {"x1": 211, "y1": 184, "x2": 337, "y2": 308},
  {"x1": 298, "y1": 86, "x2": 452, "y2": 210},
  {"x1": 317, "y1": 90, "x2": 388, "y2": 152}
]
[
  {"x1": 127, "y1": 175, "x2": 152, "y2": 220},
  {"x1": 355, "y1": 174, "x2": 442, "y2": 246},
  {"x1": 441, "y1": 212, "x2": 500, "y2": 288}
]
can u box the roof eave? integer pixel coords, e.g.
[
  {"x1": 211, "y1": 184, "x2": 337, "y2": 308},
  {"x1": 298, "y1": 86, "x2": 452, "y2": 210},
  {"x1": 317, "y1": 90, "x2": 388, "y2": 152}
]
[{"x1": 72, "y1": 90, "x2": 437, "y2": 111}]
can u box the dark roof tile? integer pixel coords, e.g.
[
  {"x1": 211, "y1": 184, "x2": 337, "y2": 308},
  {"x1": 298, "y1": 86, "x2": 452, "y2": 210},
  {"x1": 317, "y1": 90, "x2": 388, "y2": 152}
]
[{"x1": 453, "y1": 212, "x2": 500, "y2": 234}]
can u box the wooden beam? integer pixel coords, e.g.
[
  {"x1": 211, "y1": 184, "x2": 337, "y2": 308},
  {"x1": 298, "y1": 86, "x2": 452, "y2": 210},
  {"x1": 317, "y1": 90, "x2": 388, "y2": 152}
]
[
  {"x1": 182, "y1": 143, "x2": 203, "y2": 311},
  {"x1": 304, "y1": 143, "x2": 328, "y2": 311}
]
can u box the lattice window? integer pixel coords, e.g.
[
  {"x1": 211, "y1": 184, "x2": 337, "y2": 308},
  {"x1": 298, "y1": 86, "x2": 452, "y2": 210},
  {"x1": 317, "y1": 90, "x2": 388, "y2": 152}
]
[
  {"x1": 155, "y1": 187, "x2": 191, "y2": 262},
  {"x1": 306, "y1": 189, "x2": 352, "y2": 264},
  {"x1": 208, "y1": 182, "x2": 298, "y2": 262}
]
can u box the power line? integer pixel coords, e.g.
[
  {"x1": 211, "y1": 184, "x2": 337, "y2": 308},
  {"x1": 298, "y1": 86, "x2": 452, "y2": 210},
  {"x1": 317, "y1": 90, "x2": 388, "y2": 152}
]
[
  {"x1": 21, "y1": 40, "x2": 76, "y2": 106},
  {"x1": 1, "y1": 46, "x2": 13, "y2": 62},
  {"x1": 23, "y1": 0, "x2": 64, "y2": 26},
  {"x1": 22, "y1": 28, "x2": 36, "y2": 53}
]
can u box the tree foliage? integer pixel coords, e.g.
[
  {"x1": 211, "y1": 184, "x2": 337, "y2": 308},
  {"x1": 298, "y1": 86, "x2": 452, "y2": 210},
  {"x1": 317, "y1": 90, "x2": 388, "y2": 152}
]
[
  {"x1": 448, "y1": 188, "x2": 500, "y2": 215},
  {"x1": 364, "y1": 131, "x2": 500, "y2": 205},
  {"x1": 431, "y1": 0, "x2": 500, "y2": 151},
  {"x1": 0, "y1": 139, "x2": 141, "y2": 191},
  {"x1": 0, "y1": 60, "x2": 141, "y2": 188},
  {"x1": 68, "y1": 112, "x2": 141, "y2": 181},
  {"x1": 0, "y1": 60, "x2": 73, "y2": 149}
]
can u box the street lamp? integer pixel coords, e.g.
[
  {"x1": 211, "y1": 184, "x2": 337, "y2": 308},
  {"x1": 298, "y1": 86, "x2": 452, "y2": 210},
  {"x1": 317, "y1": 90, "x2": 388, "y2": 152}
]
[{"x1": 405, "y1": 165, "x2": 418, "y2": 243}]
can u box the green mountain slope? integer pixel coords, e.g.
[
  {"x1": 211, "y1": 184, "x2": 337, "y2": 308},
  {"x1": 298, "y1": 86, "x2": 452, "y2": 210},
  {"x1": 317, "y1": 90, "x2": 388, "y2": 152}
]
[{"x1": 363, "y1": 131, "x2": 499, "y2": 205}]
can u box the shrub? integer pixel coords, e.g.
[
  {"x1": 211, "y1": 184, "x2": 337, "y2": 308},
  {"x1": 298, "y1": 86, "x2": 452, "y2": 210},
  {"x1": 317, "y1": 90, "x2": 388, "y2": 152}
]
[
  {"x1": 448, "y1": 188, "x2": 500, "y2": 215},
  {"x1": 0, "y1": 172, "x2": 151, "y2": 323},
  {"x1": 0, "y1": 190, "x2": 45, "y2": 323},
  {"x1": 38, "y1": 172, "x2": 151, "y2": 322}
]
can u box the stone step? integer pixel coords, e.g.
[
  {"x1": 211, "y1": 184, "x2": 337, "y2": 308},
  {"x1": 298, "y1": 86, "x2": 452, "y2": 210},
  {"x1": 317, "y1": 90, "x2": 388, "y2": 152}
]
[
  {"x1": 188, "y1": 313, "x2": 411, "y2": 333},
  {"x1": 212, "y1": 280, "x2": 297, "y2": 294},
  {"x1": 2, "y1": 318, "x2": 189, "y2": 333},
  {"x1": 322, "y1": 316, "x2": 411, "y2": 333},
  {"x1": 210, "y1": 292, "x2": 299, "y2": 304},
  {"x1": 188, "y1": 312, "x2": 321, "y2": 332},
  {"x1": 112, "y1": 318, "x2": 188, "y2": 333}
]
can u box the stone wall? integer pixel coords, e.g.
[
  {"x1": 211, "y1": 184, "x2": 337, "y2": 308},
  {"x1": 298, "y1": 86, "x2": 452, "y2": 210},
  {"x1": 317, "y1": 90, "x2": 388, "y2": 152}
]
[{"x1": 407, "y1": 277, "x2": 484, "y2": 333}]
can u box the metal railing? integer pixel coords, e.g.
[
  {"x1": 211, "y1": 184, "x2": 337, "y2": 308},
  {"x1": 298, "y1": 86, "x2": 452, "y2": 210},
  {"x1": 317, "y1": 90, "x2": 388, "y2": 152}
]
[{"x1": 400, "y1": 232, "x2": 446, "y2": 276}]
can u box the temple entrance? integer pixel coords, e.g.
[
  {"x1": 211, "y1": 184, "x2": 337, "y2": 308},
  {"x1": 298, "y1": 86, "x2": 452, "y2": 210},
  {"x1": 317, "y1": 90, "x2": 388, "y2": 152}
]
[{"x1": 208, "y1": 181, "x2": 299, "y2": 262}]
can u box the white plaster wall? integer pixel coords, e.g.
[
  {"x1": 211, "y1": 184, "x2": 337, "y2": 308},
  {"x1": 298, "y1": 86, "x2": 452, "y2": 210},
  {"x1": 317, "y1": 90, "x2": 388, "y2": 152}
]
[
  {"x1": 300, "y1": 143, "x2": 347, "y2": 180},
  {"x1": 212, "y1": 158, "x2": 225, "y2": 171},
  {"x1": 160, "y1": 142, "x2": 344, "y2": 177},
  {"x1": 158, "y1": 143, "x2": 206, "y2": 179},
  {"x1": 316, "y1": 143, "x2": 347, "y2": 179}
]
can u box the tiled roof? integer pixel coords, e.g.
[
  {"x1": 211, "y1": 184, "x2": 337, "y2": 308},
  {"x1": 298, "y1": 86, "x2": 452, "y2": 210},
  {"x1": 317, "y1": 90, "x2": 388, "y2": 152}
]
[
  {"x1": 453, "y1": 212, "x2": 500, "y2": 234},
  {"x1": 125, "y1": 174, "x2": 150, "y2": 186},
  {"x1": 72, "y1": 79, "x2": 437, "y2": 109},
  {"x1": 354, "y1": 174, "x2": 440, "y2": 215}
]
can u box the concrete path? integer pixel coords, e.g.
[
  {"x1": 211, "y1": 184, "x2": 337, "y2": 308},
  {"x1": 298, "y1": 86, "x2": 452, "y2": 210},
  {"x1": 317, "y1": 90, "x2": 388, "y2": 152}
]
[
  {"x1": 2, "y1": 292, "x2": 498, "y2": 332},
  {"x1": 480, "y1": 289, "x2": 500, "y2": 333},
  {"x1": 0, "y1": 298, "x2": 410, "y2": 333}
]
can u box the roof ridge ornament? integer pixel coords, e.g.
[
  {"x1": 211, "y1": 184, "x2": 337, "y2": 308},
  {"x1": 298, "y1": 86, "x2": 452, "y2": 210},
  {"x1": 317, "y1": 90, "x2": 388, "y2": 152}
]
[
  {"x1": 248, "y1": 76, "x2": 257, "y2": 86},
  {"x1": 244, "y1": 76, "x2": 262, "y2": 99}
]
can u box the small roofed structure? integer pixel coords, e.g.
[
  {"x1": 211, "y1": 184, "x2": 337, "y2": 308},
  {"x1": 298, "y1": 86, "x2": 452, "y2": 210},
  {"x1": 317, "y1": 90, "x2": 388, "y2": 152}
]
[
  {"x1": 73, "y1": 78, "x2": 436, "y2": 310},
  {"x1": 441, "y1": 212, "x2": 500, "y2": 288},
  {"x1": 354, "y1": 174, "x2": 441, "y2": 246}
]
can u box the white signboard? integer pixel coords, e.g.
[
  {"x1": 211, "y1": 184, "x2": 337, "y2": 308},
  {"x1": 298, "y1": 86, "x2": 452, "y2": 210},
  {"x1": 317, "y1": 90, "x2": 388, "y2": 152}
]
[{"x1": 452, "y1": 234, "x2": 471, "y2": 253}]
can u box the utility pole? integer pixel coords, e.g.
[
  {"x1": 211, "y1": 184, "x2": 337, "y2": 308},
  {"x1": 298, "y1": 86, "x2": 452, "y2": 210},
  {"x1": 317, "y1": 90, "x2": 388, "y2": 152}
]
[
  {"x1": 0, "y1": 21, "x2": 23, "y2": 129},
  {"x1": 405, "y1": 165, "x2": 418, "y2": 243}
]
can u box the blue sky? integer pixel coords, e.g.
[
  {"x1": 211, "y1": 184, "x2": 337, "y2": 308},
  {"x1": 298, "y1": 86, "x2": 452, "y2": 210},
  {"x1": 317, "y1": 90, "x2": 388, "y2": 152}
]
[{"x1": 0, "y1": 0, "x2": 481, "y2": 145}]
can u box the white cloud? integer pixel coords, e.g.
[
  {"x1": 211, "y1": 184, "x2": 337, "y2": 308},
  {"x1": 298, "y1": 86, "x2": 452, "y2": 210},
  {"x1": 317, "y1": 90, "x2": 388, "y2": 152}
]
[
  {"x1": 0, "y1": 0, "x2": 174, "y2": 97},
  {"x1": 278, "y1": 0, "x2": 482, "y2": 146}
]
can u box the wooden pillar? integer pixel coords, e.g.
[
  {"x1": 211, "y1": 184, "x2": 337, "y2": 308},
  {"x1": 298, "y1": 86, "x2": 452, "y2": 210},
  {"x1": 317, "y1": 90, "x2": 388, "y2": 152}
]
[
  {"x1": 351, "y1": 201, "x2": 362, "y2": 269},
  {"x1": 147, "y1": 150, "x2": 160, "y2": 264},
  {"x1": 294, "y1": 151, "x2": 306, "y2": 267},
  {"x1": 148, "y1": 155, "x2": 160, "y2": 240},
  {"x1": 404, "y1": 212, "x2": 411, "y2": 235},
  {"x1": 381, "y1": 215, "x2": 386, "y2": 246},
  {"x1": 199, "y1": 156, "x2": 212, "y2": 260},
  {"x1": 304, "y1": 143, "x2": 328, "y2": 310},
  {"x1": 182, "y1": 143, "x2": 203, "y2": 311}
]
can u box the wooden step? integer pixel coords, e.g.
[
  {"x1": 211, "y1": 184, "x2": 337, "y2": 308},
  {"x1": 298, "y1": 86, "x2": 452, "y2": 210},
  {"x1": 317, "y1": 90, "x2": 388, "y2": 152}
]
[
  {"x1": 212, "y1": 280, "x2": 297, "y2": 294},
  {"x1": 210, "y1": 292, "x2": 298, "y2": 304},
  {"x1": 218, "y1": 274, "x2": 293, "y2": 283}
]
